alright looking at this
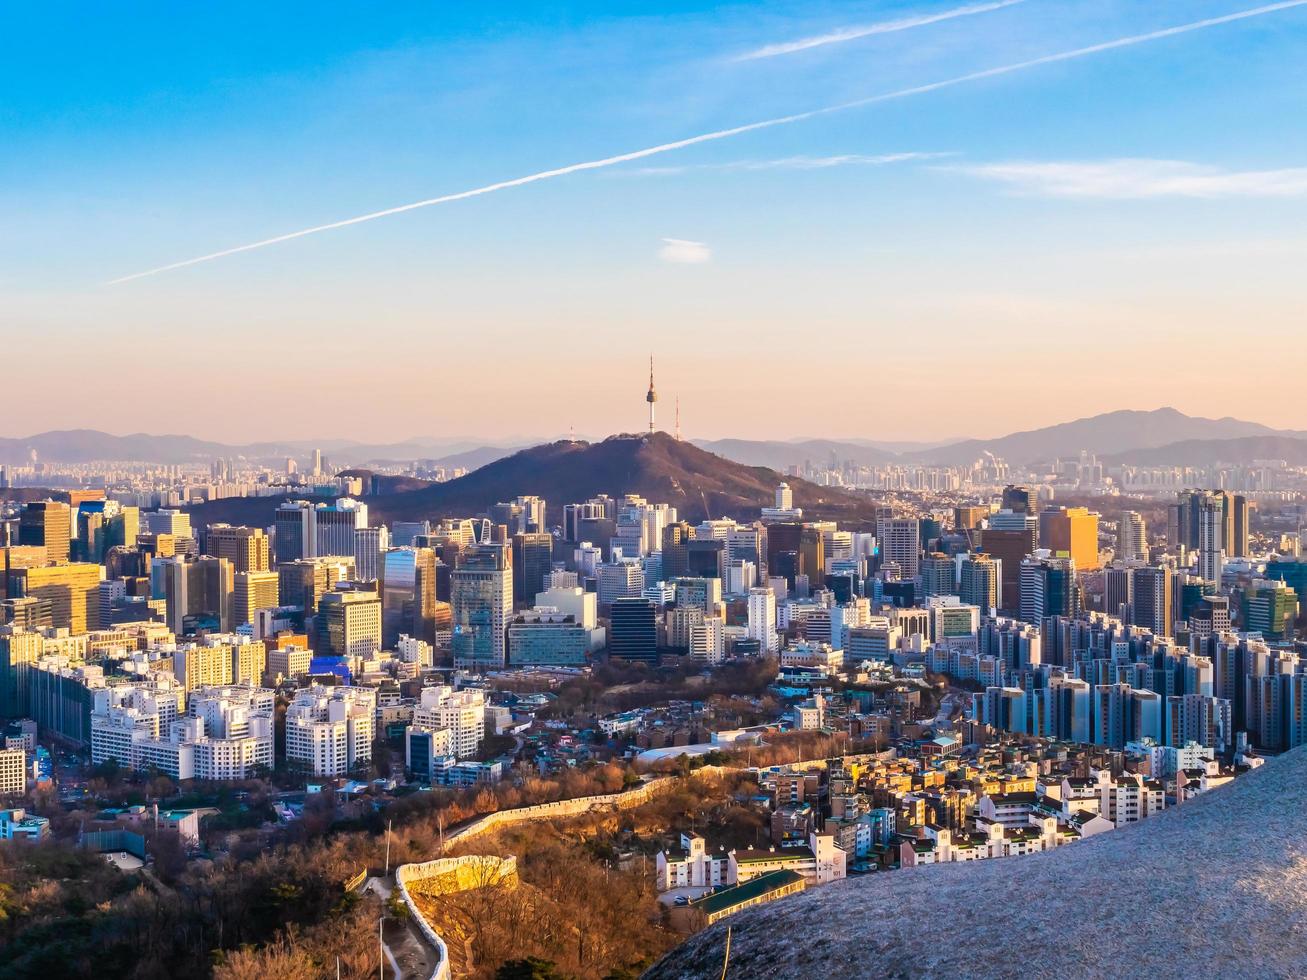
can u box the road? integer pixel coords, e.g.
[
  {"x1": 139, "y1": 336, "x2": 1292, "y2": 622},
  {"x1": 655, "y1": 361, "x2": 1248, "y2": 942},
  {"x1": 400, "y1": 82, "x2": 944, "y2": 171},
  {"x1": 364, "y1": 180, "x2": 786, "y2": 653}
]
[{"x1": 363, "y1": 875, "x2": 440, "y2": 980}]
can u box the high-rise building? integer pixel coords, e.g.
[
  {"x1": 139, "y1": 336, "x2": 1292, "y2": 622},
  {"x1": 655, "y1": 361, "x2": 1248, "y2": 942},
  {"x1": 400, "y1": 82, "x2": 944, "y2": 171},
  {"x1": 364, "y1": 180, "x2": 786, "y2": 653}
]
[
  {"x1": 958, "y1": 553, "x2": 1000, "y2": 614},
  {"x1": 314, "y1": 499, "x2": 367, "y2": 558},
  {"x1": 232, "y1": 570, "x2": 280, "y2": 627},
  {"x1": 919, "y1": 553, "x2": 957, "y2": 598},
  {"x1": 1019, "y1": 555, "x2": 1079, "y2": 625},
  {"x1": 979, "y1": 512, "x2": 1037, "y2": 614},
  {"x1": 18, "y1": 501, "x2": 71, "y2": 564},
  {"x1": 1118, "y1": 511, "x2": 1146, "y2": 562},
  {"x1": 1242, "y1": 579, "x2": 1298, "y2": 641},
  {"x1": 278, "y1": 557, "x2": 351, "y2": 616},
  {"x1": 275, "y1": 501, "x2": 316, "y2": 563},
  {"x1": 381, "y1": 547, "x2": 440, "y2": 646},
  {"x1": 11, "y1": 562, "x2": 102, "y2": 634},
  {"x1": 1001, "y1": 485, "x2": 1037, "y2": 515},
  {"x1": 511, "y1": 532, "x2": 554, "y2": 605},
  {"x1": 609, "y1": 597, "x2": 657, "y2": 663},
  {"x1": 877, "y1": 518, "x2": 920, "y2": 579},
  {"x1": 206, "y1": 525, "x2": 271, "y2": 573},
  {"x1": 353, "y1": 526, "x2": 390, "y2": 583},
  {"x1": 450, "y1": 542, "x2": 513, "y2": 671},
  {"x1": 317, "y1": 587, "x2": 383, "y2": 660},
  {"x1": 152, "y1": 555, "x2": 233, "y2": 635},
  {"x1": 1039, "y1": 506, "x2": 1100, "y2": 571},
  {"x1": 1132, "y1": 566, "x2": 1174, "y2": 638},
  {"x1": 746, "y1": 586, "x2": 778, "y2": 653},
  {"x1": 285, "y1": 685, "x2": 375, "y2": 777}
]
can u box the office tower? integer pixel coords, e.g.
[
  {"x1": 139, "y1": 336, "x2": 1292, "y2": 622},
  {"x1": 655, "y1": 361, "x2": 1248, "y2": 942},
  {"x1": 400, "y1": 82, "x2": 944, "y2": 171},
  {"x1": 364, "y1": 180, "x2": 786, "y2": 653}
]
[
  {"x1": 18, "y1": 500, "x2": 71, "y2": 563},
  {"x1": 172, "y1": 642, "x2": 234, "y2": 691},
  {"x1": 353, "y1": 525, "x2": 390, "y2": 583},
  {"x1": 1002, "y1": 485, "x2": 1037, "y2": 514},
  {"x1": 511, "y1": 532, "x2": 554, "y2": 605},
  {"x1": 507, "y1": 609, "x2": 589, "y2": 667},
  {"x1": 314, "y1": 499, "x2": 367, "y2": 558},
  {"x1": 275, "y1": 501, "x2": 316, "y2": 562},
  {"x1": 954, "y1": 505, "x2": 989, "y2": 531},
  {"x1": 1132, "y1": 566, "x2": 1174, "y2": 638},
  {"x1": 1039, "y1": 506, "x2": 1100, "y2": 571},
  {"x1": 450, "y1": 542, "x2": 513, "y2": 671},
  {"x1": 277, "y1": 557, "x2": 345, "y2": 615},
  {"x1": 919, "y1": 553, "x2": 956, "y2": 598},
  {"x1": 105, "y1": 505, "x2": 140, "y2": 551},
  {"x1": 776, "y1": 483, "x2": 793, "y2": 510},
  {"x1": 1103, "y1": 562, "x2": 1135, "y2": 620},
  {"x1": 11, "y1": 562, "x2": 102, "y2": 633},
  {"x1": 660, "y1": 521, "x2": 692, "y2": 580},
  {"x1": 1189, "y1": 594, "x2": 1231, "y2": 639},
  {"x1": 1, "y1": 597, "x2": 52, "y2": 631},
  {"x1": 747, "y1": 586, "x2": 778, "y2": 653},
  {"x1": 877, "y1": 518, "x2": 920, "y2": 579},
  {"x1": 561, "y1": 503, "x2": 593, "y2": 542},
  {"x1": 75, "y1": 508, "x2": 104, "y2": 563},
  {"x1": 1118, "y1": 511, "x2": 1146, "y2": 561},
  {"x1": 1019, "y1": 555, "x2": 1078, "y2": 625},
  {"x1": 598, "y1": 559, "x2": 646, "y2": 605},
  {"x1": 311, "y1": 447, "x2": 323, "y2": 477},
  {"x1": 1197, "y1": 496, "x2": 1225, "y2": 583},
  {"x1": 317, "y1": 587, "x2": 383, "y2": 659},
  {"x1": 686, "y1": 538, "x2": 726, "y2": 579},
  {"x1": 958, "y1": 553, "x2": 1000, "y2": 613},
  {"x1": 1241, "y1": 579, "x2": 1298, "y2": 641},
  {"x1": 152, "y1": 555, "x2": 233, "y2": 634},
  {"x1": 381, "y1": 547, "x2": 440, "y2": 646},
  {"x1": 1229, "y1": 494, "x2": 1250, "y2": 558},
  {"x1": 492, "y1": 496, "x2": 547, "y2": 535},
  {"x1": 0, "y1": 627, "x2": 42, "y2": 718},
  {"x1": 609, "y1": 597, "x2": 657, "y2": 663},
  {"x1": 391, "y1": 521, "x2": 431, "y2": 548},
  {"x1": 206, "y1": 524, "x2": 271, "y2": 573},
  {"x1": 144, "y1": 508, "x2": 193, "y2": 539},
  {"x1": 233, "y1": 570, "x2": 280, "y2": 627},
  {"x1": 980, "y1": 512, "x2": 1037, "y2": 614}
]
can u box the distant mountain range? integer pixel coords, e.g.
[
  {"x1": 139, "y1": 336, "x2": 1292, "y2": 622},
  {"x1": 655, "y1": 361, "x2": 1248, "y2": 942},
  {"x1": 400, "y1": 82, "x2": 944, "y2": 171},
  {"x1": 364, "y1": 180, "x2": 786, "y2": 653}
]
[
  {"x1": 4, "y1": 408, "x2": 1306, "y2": 470},
  {"x1": 186, "y1": 432, "x2": 879, "y2": 529}
]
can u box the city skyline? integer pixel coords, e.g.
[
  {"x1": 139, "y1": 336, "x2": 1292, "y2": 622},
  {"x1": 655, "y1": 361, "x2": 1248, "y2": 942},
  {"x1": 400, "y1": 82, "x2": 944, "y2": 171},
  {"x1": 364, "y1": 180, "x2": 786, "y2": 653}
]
[{"x1": 4, "y1": 1, "x2": 1307, "y2": 441}]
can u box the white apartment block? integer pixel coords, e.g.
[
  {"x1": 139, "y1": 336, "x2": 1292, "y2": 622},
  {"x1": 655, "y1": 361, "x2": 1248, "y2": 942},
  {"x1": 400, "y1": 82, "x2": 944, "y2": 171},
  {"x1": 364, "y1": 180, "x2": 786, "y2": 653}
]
[
  {"x1": 285, "y1": 685, "x2": 376, "y2": 776},
  {"x1": 0, "y1": 748, "x2": 26, "y2": 796},
  {"x1": 411, "y1": 685, "x2": 486, "y2": 761}
]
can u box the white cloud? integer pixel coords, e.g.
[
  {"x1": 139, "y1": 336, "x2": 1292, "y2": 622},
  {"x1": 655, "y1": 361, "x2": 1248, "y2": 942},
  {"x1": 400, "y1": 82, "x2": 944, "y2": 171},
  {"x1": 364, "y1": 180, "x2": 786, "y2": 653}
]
[
  {"x1": 948, "y1": 159, "x2": 1307, "y2": 199},
  {"x1": 659, "y1": 238, "x2": 712, "y2": 264},
  {"x1": 627, "y1": 151, "x2": 951, "y2": 177},
  {"x1": 736, "y1": 0, "x2": 1024, "y2": 61}
]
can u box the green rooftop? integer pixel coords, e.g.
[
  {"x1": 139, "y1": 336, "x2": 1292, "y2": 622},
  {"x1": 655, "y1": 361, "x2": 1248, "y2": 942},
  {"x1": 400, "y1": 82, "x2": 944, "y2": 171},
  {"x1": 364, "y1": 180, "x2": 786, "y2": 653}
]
[{"x1": 691, "y1": 870, "x2": 805, "y2": 917}]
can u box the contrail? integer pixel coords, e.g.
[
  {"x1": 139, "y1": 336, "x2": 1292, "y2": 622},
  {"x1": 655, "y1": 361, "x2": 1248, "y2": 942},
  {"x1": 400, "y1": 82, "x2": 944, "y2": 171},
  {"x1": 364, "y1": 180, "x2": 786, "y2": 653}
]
[
  {"x1": 106, "y1": 0, "x2": 1307, "y2": 285},
  {"x1": 736, "y1": 0, "x2": 1026, "y2": 61}
]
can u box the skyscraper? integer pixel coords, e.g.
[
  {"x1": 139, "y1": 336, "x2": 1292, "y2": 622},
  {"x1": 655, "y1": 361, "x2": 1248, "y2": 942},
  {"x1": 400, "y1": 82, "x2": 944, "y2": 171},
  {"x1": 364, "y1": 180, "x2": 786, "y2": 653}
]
[
  {"x1": 511, "y1": 532, "x2": 554, "y2": 605},
  {"x1": 1132, "y1": 565, "x2": 1174, "y2": 638},
  {"x1": 609, "y1": 597, "x2": 657, "y2": 663},
  {"x1": 1118, "y1": 511, "x2": 1146, "y2": 562},
  {"x1": 958, "y1": 553, "x2": 1000, "y2": 614},
  {"x1": 206, "y1": 524, "x2": 271, "y2": 573},
  {"x1": 233, "y1": 570, "x2": 280, "y2": 628},
  {"x1": 317, "y1": 587, "x2": 383, "y2": 660},
  {"x1": 1019, "y1": 555, "x2": 1079, "y2": 625},
  {"x1": 451, "y1": 542, "x2": 513, "y2": 671},
  {"x1": 746, "y1": 586, "x2": 778, "y2": 653},
  {"x1": 876, "y1": 518, "x2": 920, "y2": 579},
  {"x1": 11, "y1": 562, "x2": 102, "y2": 633},
  {"x1": 275, "y1": 501, "x2": 316, "y2": 563},
  {"x1": 1039, "y1": 506, "x2": 1100, "y2": 571},
  {"x1": 18, "y1": 500, "x2": 71, "y2": 564}
]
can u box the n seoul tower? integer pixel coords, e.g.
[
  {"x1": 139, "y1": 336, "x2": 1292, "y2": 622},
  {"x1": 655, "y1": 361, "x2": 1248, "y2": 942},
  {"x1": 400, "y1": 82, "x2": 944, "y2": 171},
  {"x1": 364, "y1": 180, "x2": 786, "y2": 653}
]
[{"x1": 646, "y1": 355, "x2": 658, "y2": 434}]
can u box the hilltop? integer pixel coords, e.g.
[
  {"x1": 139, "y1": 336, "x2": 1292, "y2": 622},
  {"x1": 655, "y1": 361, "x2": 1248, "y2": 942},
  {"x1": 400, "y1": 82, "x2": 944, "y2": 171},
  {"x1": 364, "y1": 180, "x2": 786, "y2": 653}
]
[
  {"x1": 645, "y1": 747, "x2": 1307, "y2": 979},
  {"x1": 186, "y1": 432, "x2": 876, "y2": 529}
]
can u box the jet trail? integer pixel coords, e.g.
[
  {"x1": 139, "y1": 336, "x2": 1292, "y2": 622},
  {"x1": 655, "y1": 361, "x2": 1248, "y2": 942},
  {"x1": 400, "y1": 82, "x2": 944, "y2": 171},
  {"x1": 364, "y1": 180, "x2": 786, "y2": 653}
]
[
  {"x1": 736, "y1": 0, "x2": 1026, "y2": 61},
  {"x1": 106, "y1": 0, "x2": 1307, "y2": 285}
]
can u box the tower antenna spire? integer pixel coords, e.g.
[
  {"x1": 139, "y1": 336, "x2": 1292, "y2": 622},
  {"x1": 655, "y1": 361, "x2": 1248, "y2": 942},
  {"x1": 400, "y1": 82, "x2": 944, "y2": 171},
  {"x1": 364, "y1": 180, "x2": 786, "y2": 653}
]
[{"x1": 645, "y1": 354, "x2": 658, "y2": 434}]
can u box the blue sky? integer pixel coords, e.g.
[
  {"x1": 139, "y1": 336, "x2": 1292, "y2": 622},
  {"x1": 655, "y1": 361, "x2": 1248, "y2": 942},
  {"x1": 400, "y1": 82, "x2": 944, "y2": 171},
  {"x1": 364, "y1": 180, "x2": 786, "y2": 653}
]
[{"x1": 2, "y1": 1, "x2": 1306, "y2": 442}]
